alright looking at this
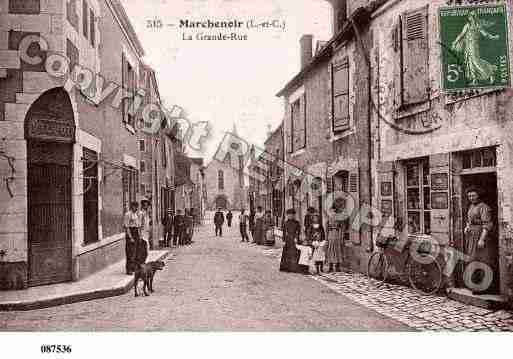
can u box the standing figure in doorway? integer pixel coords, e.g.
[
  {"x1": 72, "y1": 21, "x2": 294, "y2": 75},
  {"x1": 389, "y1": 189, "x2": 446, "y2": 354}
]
[
  {"x1": 214, "y1": 208, "x2": 225, "y2": 237},
  {"x1": 464, "y1": 186, "x2": 497, "y2": 294},
  {"x1": 124, "y1": 201, "x2": 140, "y2": 275}
]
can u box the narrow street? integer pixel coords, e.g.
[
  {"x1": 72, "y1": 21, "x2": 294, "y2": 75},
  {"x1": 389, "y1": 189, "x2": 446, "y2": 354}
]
[{"x1": 0, "y1": 223, "x2": 408, "y2": 331}]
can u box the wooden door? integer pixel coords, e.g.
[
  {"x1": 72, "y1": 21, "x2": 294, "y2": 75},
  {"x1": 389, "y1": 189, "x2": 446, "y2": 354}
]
[{"x1": 27, "y1": 141, "x2": 73, "y2": 286}]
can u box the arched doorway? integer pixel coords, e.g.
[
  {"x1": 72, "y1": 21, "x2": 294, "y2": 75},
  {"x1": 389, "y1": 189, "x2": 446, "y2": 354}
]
[
  {"x1": 215, "y1": 195, "x2": 228, "y2": 210},
  {"x1": 25, "y1": 88, "x2": 75, "y2": 286}
]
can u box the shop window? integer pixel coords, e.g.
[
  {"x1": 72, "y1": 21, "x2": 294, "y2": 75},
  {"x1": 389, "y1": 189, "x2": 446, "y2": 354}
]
[
  {"x1": 462, "y1": 148, "x2": 496, "y2": 170},
  {"x1": 83, "y1": 148, "x2": 98, "y2": 245},
  {"x1": 9, "y1": 0, "x2": 40, "y2": 14},
  {"x1": 406, "y1": 158, "x2": 431, "y2": 235}
]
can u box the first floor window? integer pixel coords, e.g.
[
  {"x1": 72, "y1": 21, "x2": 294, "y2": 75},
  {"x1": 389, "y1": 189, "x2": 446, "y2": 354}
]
[
  {"x1": 218, "y1": 170, "x2": 224, "y2": 190},
  {"x1": 405, "y1": 158, "x2": 430, "y2": 235}
]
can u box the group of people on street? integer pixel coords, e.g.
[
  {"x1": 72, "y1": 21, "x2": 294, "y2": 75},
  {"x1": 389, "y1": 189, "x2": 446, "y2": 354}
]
[
  {"x1": 212, "y1": 207, "x2": 275, "y2": 246},
  {"x1": 124, "y1": 200, "x2": 152, "y2": 275},
  {"x1": 163, "y1": 208, "x2": 195, "y2": 247},
  {"x1": 280, "y1": 206, "x2": 346, "y2": 275}
]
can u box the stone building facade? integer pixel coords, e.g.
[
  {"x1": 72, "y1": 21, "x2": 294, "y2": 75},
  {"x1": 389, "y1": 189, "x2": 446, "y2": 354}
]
[
  {"x1": 369, "y1": 0, "x2": 513, "y2": 304},
  {"x1": 0, "y1": 0, "x2": 170, "y2": 289}
]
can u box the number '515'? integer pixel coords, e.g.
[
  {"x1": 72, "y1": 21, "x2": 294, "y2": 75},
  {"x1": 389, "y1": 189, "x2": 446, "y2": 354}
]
[
  {"x1": 147, "y1": 19, "x2": 163, "y2": 29},
  {"x1": 447, "y1": 64, "x2": 463, "y2": 83}
]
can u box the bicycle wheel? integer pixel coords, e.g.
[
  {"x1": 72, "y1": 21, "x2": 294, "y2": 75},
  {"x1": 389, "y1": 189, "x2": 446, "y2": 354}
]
[
  {"x1": 408, "y1": 254, "x2": 443, "y2": 295},
  {"x1": 367, "y1": 251, "x2": 388, "y2": 286}
]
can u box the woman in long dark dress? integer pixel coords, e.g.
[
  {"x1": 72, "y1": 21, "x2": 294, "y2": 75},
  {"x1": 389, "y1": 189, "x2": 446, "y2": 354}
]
[
  {"x1": 280, "y1": 209, "x2": 301, "y2": 272},
  {"x1": 464, "y1": 186, "x2": 497, "y2": 294},
  {"x1": 254, "y1": 206, "x2": 265, "y2": 245}
]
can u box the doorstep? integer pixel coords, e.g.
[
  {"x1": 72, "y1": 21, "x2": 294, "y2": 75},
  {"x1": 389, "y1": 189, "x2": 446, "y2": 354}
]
[
  {"x1": 0, "y1": 250, "x2": 170, "y2": 311},
  {"x1": 447, "y1": 287, "x2": 508, "y2": 310}
]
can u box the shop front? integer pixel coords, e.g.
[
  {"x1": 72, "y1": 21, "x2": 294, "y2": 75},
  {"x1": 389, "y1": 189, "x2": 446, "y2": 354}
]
[{"x1": 379, "y1": 146, "x2": 510, "y2": 306}]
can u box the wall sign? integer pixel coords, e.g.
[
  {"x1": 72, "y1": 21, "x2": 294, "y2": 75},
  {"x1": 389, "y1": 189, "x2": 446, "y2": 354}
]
[
  {"x1": 431, "y1": 173, "x2": 449, "y2": 191},
  {"x1": 439, "y1": 4, "x2": 510, "y2": 92},
  {"x1": 431, "y1": 192, "x2": 449, "y2": 210}
]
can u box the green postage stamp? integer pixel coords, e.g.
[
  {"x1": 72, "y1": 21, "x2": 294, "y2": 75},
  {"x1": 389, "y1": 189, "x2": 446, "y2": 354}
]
[{"x1": 439, "y1": 4, "x2": 511, "y2": 92}]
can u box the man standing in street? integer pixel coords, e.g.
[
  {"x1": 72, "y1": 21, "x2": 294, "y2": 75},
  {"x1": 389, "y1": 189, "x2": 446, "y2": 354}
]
[
  {"x1": 226, "y1": 210, "x2": 233, "y2": 227},
  {"x1": 163, "y1": 208, "x2": 174, "y2": 247},
  {"x1": 239, "y1": 209, "x2": 249, "y2": 242},
  {"x1": 214, "y1": 208, "x2": 225, "y2": 237},
  {"x1": 124, "y1": 201, "x2": 140, "y2": 275},
  {"x1": 173, "y1": 209, "x2": 185, "y2": 246}
]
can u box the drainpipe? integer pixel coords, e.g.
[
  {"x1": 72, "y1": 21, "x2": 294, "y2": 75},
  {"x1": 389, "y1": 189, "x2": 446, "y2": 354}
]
[{"x1": 350, "y1": 18, "x2": 374, "y2": 254}]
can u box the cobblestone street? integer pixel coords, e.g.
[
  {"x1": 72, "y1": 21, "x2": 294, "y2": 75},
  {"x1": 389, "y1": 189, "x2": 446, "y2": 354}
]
[
  {"x1": 259, "y1": 248, "x2": 513, "y2": 332},
  {"x1": 0, "y1": 224, "x2": 408, "y2": 331}
]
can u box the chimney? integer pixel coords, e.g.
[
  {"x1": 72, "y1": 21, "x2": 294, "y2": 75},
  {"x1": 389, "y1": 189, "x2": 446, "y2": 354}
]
[
  {"x1": 327, "y1": 0, "x2": 347, "y2": 35},
  {"x1": 300, "y1": 34, "x2": 313, "y2": 69}
]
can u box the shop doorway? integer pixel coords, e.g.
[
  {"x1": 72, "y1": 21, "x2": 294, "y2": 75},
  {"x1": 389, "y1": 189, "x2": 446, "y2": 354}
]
[{"x1": 461, "y1": 172, "x2": 499, "y2": 293}]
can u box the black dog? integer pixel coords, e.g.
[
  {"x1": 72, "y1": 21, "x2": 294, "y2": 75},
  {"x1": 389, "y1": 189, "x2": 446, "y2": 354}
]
[{"x1": 134, "y1": 260, "x2": 165, "y2": 297}]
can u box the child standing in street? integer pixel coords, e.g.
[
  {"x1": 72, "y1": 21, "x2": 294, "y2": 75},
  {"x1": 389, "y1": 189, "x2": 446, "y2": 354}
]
[
  {"x1": 296, "y1": 241, "x2": 313, "y2": 275},
  {"x1": 312, "y1": 237, "x2": 327, "y2": 275}
]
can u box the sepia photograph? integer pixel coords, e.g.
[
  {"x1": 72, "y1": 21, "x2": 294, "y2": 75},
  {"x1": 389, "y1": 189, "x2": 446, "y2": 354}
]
[{"x1": 1, "y1": 0, "x2": 513, "y2": 356}]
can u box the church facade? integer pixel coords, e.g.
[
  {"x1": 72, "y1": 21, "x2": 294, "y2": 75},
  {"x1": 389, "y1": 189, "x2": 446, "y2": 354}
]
[{"x1": 205, "y1": 128, "x2": 247, "y2": 211}]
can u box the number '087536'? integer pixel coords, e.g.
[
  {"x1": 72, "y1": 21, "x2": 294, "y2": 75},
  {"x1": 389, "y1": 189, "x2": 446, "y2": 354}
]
[{"x1": 40, "y1": 345, "x2": 72, "y2": 354}]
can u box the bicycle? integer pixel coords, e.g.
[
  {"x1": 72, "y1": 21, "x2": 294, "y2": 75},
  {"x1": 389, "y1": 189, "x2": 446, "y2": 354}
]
[{"x1": 367, "y1": 235, "x2": 443, "y2": 295}]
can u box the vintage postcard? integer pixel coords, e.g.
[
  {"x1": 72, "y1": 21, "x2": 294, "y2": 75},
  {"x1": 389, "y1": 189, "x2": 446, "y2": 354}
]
[{"x1": 1, "y1": 0, "x2": 513, "y2": 356}]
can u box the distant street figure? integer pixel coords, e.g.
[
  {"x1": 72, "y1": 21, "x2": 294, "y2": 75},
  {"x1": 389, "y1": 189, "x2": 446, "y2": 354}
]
[
  {"x1": 239, "y1": 209, "x2": 250, "y2": 242},
  {"x1": 137, "y1": 199, "x2": 150, "y2": 265},
  {"x1": 163, "y1": 208, "x2": 174, "y2": 247},
  {"x1": 124, "y1": 201, "x2": 140, "y2": 275},
  {"x1": 173, "y1": 209, "x2": 185, "y2": 246},
  {"x1": 280, "y1": 208, "x2": 301, "y2": 273},
  {"x1": 214, "y1": 208, "x2": 225, "y2": 237},
  {"x1": 254, "y1": 206, "x2": 265, "y2": 245},
  {"x1": 249, "y1": 211, "x2": 256, "y2": 240},
  {"x1": 226, "y1": 210, "x2": 233, "y2": 227}
]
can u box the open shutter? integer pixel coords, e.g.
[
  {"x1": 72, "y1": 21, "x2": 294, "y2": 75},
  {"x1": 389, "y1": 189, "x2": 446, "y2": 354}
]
[
  {"x1": 378, "y1": 161, "x2": 396, "y2": 237},
  {"x1": 333, "y1": 59, "x2": 350, "y2": 132},
  {"x1": 392, "y1": 18, "x2": 403, "y2": 110},
  {"x1": 430, "y1": 153, "x2": 450, "y2": 246},
  {"x1": 349, "y1": 168, "x2": 360, "y2": 245},
  {"x1": 301, "y1": 93, "x2": 307, "y2": 148},
  {"x1": 121, "y1": 53, "x2": 127, "y2": 123},
  {"x1": 401, "y1": 6, "x2": 429, "y2": 105}
]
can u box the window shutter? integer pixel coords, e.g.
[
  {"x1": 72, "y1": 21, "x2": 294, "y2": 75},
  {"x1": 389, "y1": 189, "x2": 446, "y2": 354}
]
[
  {"x1": 378, "y1": 161, "x2": 396, "y2": 237},
  {"x1": 326, "y1": 176, "x2": 334, "y2": 194},
  {"x1": 332, "y1": 60, "x2": 350, "y2": 132},
  {"x1": 121, "y1": 53, "x2": 127, "y2": 123},
  {"x1": 430, "y1": 153, "x2": 450, "y2": 246},
  {"x1": 83, "y1": 0, "x2": 88, "y2": 38},
  {"x1": 348, "y1": 168, "x2": 360, "y2": 245},
  {"x1": 393, "y1": 18, "x2": 403, "y2": 110},
  {"x1": 401, "y1": 6, "x2": 429, "y2": 105},
  {"x1": 90, "y1": 9, "x2": 95, "y2": 47},
  {"x1": 301, "y1": 93, "x2": 307, "y2": 148}
]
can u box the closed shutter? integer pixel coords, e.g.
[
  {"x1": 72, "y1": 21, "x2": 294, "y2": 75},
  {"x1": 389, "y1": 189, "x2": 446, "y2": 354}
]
[
  {"x1": 293, "y1": 95, "x2": 306, "y2": 151},
  {"x1": 332, "y1": 59, "x2": 350, "y2": 132},
  {"x1": 401, "y1": 6, "x2": 429, "y2": 105},
  {"x1": 378, "y1": 161, "x2": 395, "y2": 236},
  {"x1": 348, "y1": 168, "x2": 360, "y2": 245},
  {"x1": 430, "y1": 153, "x2": 450, "y2": 246}
]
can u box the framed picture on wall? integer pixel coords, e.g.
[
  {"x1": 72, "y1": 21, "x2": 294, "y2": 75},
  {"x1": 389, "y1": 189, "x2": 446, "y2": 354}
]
[
  {"x1": 431, "y1": 192, "x2": 449, "y2": 209},
  {"x1": 381, "y1": 181, "x2": 392, "y2": 197},
  {"x1": 431, "y1": 173, "x2": 448, "y2": 191}
]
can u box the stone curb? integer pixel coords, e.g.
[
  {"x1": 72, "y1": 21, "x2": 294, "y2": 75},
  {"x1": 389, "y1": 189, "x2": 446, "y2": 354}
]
[{"x1": 0, "y1": 251, "x2": 171, "y2": 312}]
